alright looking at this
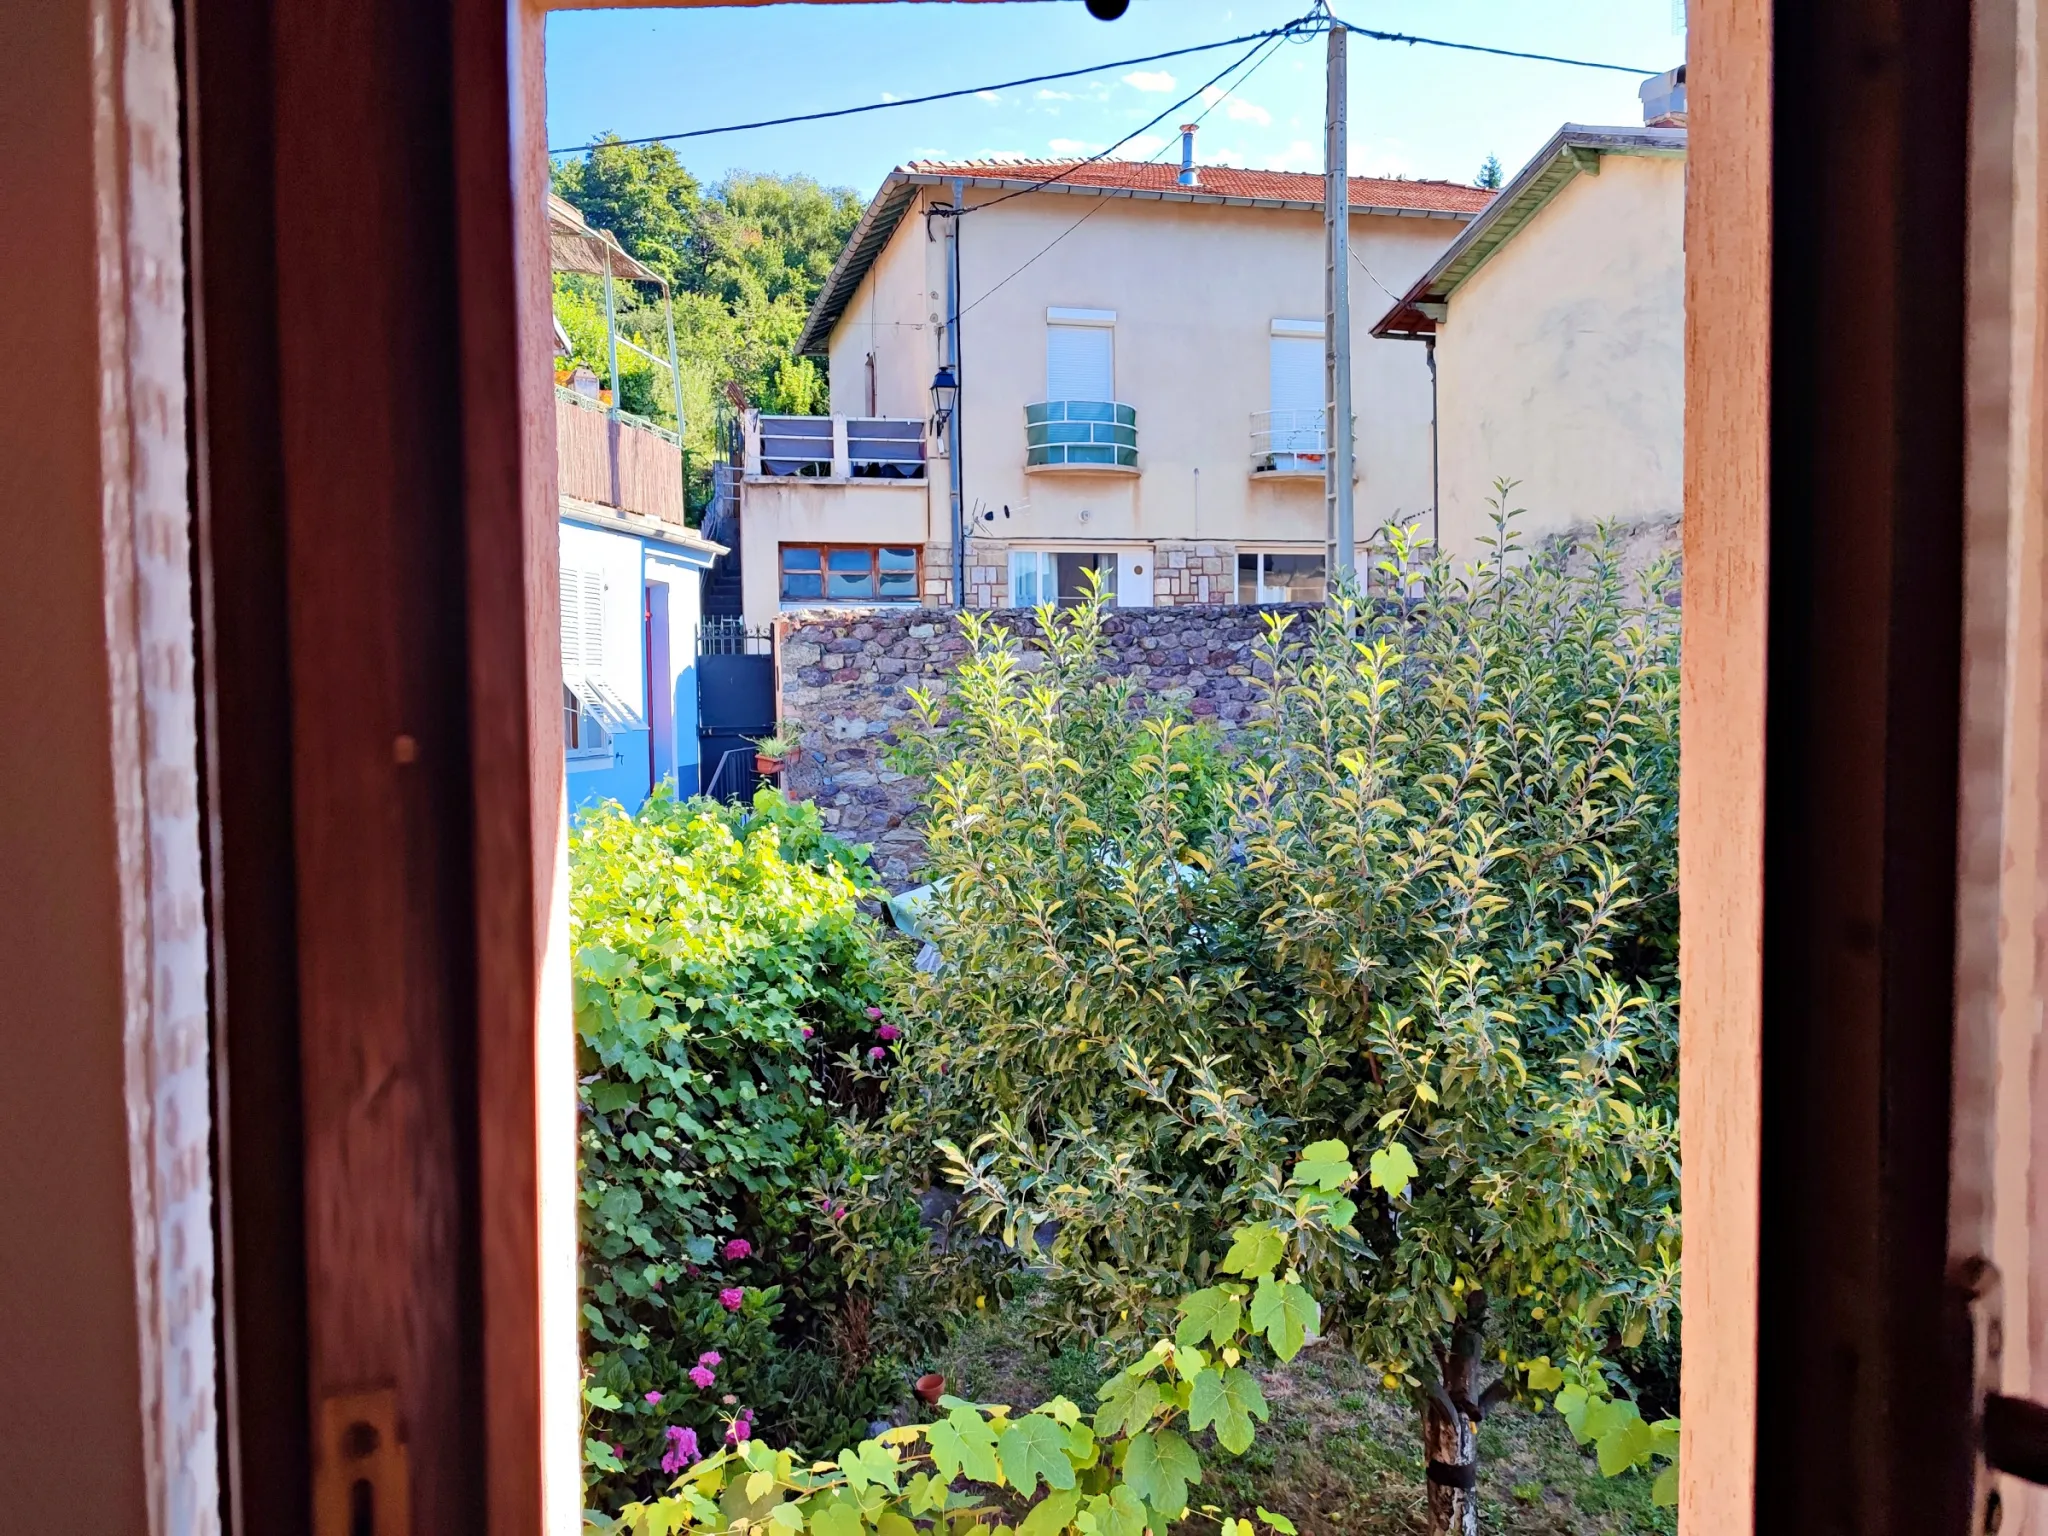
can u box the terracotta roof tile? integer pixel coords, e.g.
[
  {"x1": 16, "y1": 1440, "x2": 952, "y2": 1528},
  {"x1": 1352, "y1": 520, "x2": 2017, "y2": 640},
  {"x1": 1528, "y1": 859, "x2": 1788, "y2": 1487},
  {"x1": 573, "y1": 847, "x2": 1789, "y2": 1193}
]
[{"x1": 903, "y1": 156, "x2": 1495, "y2": 214}]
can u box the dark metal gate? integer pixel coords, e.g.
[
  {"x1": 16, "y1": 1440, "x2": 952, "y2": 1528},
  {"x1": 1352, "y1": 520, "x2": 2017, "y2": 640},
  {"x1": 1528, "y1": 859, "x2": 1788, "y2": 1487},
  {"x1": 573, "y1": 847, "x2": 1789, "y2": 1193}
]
[{"x1": 696, "y1": 617, "x2": 775, "y2": 802}]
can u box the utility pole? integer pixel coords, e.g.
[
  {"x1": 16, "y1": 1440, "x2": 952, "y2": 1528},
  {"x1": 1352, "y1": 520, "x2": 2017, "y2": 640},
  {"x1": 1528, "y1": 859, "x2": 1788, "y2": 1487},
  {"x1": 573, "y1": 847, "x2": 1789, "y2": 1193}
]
[
  {"x1": 1323, "y1": 19, "x2": 1356, "y2": 582},
  {"x1": 946, "y1": 179, "x2": 966, "y2": 609}
]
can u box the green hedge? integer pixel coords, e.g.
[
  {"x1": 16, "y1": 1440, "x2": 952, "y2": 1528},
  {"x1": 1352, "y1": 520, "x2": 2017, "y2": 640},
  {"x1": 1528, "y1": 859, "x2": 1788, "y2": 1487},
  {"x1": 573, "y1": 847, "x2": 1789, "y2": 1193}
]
[{"x1": 572, "y1": 789, "x2": 921, "y2": 1510}]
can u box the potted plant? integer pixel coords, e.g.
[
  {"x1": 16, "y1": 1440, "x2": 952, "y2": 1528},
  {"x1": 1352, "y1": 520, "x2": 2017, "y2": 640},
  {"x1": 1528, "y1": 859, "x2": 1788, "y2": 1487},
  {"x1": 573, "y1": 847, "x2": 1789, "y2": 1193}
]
[{"x1": 752, "y1": 727, "x2": 801, "y2": 777}]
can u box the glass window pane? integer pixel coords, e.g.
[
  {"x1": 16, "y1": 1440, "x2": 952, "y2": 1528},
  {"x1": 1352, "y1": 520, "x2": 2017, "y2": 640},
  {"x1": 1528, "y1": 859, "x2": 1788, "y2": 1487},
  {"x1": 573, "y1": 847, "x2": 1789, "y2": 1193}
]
[
  {"x1": 827, "y1": 548, "x2": 875, "y2": 600},
  {"x1": 1266, "y1": 554, "x2": 1326, "y2": 603},
  {"x1": 782, "y1": 570, "x2": 823, "y2": 600},
  {"x1": 1009, "y1": 550, "x2": 1055, "y2": 608},
  {"x1": 781, "y1": 547, "x2": 821, "y2": 572},
  {"x1": 878, "y1": 565, "x2": 918, "y2": 599},
  {"x1": 878, "y1": 547, "x2": 918, "y2": 571},
  {"x1": 1238, "y1": 553, "x2": 1260, "y2": 605}
]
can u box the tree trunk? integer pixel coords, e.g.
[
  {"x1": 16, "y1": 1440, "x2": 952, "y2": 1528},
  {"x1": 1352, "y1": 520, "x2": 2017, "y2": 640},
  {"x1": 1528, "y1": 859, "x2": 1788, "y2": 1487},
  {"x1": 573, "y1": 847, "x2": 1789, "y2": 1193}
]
[
  {"x1": 1423, "y1": 1388, "x2": 1479, "y2": 1536},
  {"x1": 1422, "y1": 1293, "x2": 1490, "y2": 1536}
]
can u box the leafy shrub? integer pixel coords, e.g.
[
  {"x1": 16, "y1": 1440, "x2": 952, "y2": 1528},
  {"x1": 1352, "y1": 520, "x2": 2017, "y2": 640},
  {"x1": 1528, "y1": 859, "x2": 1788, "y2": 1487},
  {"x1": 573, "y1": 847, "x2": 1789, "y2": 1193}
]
[
  {"x1": 573, "y1": 788, "x2": 925, "y2": 1509},
  {"x1": 588, "y1": 1149, "x2": 1360, "y2": 1536},
  {"x1": 873, "y1": 511, "x2": 1681, "y2": 1529}
]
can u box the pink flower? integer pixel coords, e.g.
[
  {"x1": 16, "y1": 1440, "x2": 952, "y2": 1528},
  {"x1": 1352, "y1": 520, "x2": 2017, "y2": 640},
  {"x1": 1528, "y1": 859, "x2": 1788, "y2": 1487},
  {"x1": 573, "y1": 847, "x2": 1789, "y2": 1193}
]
[
  {"x1": 662, "y1": 1425, "x2": 700, "y2": 1475},
  {"x1": 869, "y1": 1046, "x2": 886, "y2": 1062},
  {"x1": 866, "y1": 1006, "x2": 884, "y2": 1020},
  {"x1": 724, "y1": 1408, "x2": 755, "y2": 1446},
  {"x1": 612, "y1": 1444, "x2": 625, "y2": 1460},
  {"x1": 723, "y1": 1238, "x2": 752, "y2": 1261},
  {"x1": 689, "y1": 1365, "x2": 716, "y2": 1389},
  {"x1": 877, "y1": 1024, "x2": 902, "y2": 1042},
  {"x1": 698, "y1": 1350, "x2": 722, "y2": 1367},
  {"x1": 643, "y1": 1391, "x2": 663, "y2": 1405},
  {"x1": 801, "y1": 1026, "x2": 814, "y2": 1039},
  {"x1": 719, "y1": 1287, "x2": 745, "y2": 1311}
]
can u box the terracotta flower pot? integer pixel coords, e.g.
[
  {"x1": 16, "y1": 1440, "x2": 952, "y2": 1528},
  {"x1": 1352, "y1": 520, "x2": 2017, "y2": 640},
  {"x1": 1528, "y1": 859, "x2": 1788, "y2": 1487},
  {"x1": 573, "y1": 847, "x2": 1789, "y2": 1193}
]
[
  {"x1": 914, "y1": 1373, "x2": 946, "y2": 1406},
  {"x1": 754, "y1": 752, "x2": 782, "y2": 775}
]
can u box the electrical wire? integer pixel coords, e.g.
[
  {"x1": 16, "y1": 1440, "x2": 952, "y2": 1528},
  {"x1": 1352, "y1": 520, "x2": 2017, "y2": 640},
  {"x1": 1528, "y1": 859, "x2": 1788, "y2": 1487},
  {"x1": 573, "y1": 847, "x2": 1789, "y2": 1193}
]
[
  {"x1": 546, "y1": 24, "x2": 1297, "y2": 155},
  {"x1": 1349, "y1": 243, "x2": 1409, "y2": 306},
  {"x1": 951, "y1": 24, "x2": 1300, "y2": 321},
  {"x1": 549, "y1": 13, "x2": 1666, "y2": 158},
  {"x1": 963, "y1": 19, "x2": 1316, "y2": 213},
  {"x1": 1327, "y1": 11, "x2": 1663, "y2": 77}
]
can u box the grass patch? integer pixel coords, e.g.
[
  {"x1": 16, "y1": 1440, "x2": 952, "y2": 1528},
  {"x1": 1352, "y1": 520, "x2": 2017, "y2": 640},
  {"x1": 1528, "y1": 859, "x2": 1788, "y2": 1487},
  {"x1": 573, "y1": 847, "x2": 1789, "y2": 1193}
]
[{"x1": 906, "y1": 1320, "x2": 1675, "y2": 1536}]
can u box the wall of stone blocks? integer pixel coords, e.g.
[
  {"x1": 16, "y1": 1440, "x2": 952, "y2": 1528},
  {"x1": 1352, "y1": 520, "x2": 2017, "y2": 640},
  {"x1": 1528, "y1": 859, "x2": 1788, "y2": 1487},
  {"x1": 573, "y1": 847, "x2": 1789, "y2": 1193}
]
[{"x1": 776, "y1": 602, "x2": 1308, "y2": 886}]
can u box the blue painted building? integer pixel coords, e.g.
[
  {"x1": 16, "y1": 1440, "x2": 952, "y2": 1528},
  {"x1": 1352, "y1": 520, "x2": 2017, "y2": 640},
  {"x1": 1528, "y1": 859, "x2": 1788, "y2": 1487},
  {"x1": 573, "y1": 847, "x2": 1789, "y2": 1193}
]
[
  {"x1": 550, "y1": 195, "x2": 725, "y2": 815},
  {"x1": 560, "y1": 502, "x2": 719, "y2": 816}
]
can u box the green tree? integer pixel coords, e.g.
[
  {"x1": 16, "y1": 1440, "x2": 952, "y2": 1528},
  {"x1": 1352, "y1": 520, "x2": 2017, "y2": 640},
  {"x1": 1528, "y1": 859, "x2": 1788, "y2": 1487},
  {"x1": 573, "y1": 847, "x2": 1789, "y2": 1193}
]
[
  {"x1": 1476, "y1": 153, "x2": 1504, "y2": 190},
  {"x1": 872, "y1": 507, "x2": 1681, "y2": 1534},
  {"x1": 550, "y1": 139, "x2": 864, "y2": 513}
]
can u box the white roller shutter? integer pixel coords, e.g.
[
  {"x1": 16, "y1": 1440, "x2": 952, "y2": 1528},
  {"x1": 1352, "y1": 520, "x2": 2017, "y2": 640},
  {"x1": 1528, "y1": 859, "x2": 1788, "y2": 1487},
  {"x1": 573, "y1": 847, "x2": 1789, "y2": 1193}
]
[
  {"x1": 1269, "y1": 335, "x2": 1323, "y2": 415},
  {"x1": 1046, "y1": 323, "x2": 1114, "y2": 401}
]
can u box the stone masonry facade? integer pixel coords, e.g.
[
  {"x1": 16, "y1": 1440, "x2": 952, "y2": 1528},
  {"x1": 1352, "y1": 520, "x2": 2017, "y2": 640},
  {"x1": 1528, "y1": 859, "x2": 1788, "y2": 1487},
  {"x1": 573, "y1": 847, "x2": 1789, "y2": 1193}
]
[
  {"x1": 916, "y1": 539, "x2": 1245, "y2": 610},
  {"x1": 776, "y1": 601, "x2": 1306, "y2": 886}
]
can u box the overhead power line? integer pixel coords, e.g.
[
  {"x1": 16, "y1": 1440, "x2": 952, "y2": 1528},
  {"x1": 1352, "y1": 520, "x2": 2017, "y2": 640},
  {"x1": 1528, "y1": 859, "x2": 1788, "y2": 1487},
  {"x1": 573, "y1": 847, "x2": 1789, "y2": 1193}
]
[
  {"x1": 1328, "y1": 12, "x2": 1662, "y2": 77},
  {"x1": 965, "y1": 21, "x2": 1312, "y2": 214},
  {"x1": 546, "y1": 25, "x2": 1296, "y2": 155},
  {"x1": 952, "y1": 25, "x2": 1300, "y2": 320},
  {"x1": 548, "y1": 16, "x2": 1666, "y2": 158}
]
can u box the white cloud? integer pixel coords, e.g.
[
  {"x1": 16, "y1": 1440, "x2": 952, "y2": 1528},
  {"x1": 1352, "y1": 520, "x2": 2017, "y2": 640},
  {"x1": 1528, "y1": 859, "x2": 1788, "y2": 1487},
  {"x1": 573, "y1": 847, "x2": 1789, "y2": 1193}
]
[
  {"x1": 1037, "y1": 89, "x2": 1074, "y2": 101},
  {"x1": 1123, "y1": 70, "x2": 1176, "y2": 92},
  {"x1": 1122, "y1": 133, "x2": 1170, "y2": 160},
  {"x1": 976, "y1": 90, "x2": 1000, "y2": 103},
  {"x1": 1199, "y1": 85, "x2": 1272, "y2": 127},
  {"x1": 1268, "y1": 139, "x2": 1321, "y2": 172},
  {"x1": 1349, "y1": 138, "x2": 1419, "y2": 179},
  {"x1": 880, "y1": 92, "x2": 899, "y2": 103},
  {"x1": 1048, "y1": 138, "x2": 1096, "y2": 154}
]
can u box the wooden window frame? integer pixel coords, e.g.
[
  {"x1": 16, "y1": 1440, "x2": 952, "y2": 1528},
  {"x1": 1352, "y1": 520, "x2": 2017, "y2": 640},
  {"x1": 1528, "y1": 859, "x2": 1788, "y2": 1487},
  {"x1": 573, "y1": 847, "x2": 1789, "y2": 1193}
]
[
  {"x1": 147, "y1": 2, "x2": 2043, "y2": 1535},
  {"x1": 777, "y1": 543, "x2": 923, "y2": 604}
]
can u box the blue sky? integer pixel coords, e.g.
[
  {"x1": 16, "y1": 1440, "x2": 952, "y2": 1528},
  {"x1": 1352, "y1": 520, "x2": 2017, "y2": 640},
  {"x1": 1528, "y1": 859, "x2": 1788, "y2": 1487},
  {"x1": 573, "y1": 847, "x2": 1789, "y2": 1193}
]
[{"x1": 546, "y1": 1, "x2": 1685, "y2": 198}]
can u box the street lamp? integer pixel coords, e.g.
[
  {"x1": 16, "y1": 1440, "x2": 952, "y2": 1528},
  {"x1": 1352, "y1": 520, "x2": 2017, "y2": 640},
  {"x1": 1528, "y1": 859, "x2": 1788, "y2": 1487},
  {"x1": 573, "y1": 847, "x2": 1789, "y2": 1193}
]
[{"x1": 929, "y1": 365, "x2": 959, "y2": 437}]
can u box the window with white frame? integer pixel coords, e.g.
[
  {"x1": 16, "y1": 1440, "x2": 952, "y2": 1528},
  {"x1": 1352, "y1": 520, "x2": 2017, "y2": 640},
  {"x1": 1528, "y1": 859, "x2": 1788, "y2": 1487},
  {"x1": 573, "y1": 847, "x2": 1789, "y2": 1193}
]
[
  {"x1": 559, "y1": 564, "x2": 611, "y2": 753},
  {"x1": 1009, "y1": 549, "x2": 1118, "y2": 607},
  {"x1": 1237, "y1": 551, "x2": 1326, "y2": 605},
  {"x1": 1045, "y1": 309, "x2": 1115, "y2": 401}
]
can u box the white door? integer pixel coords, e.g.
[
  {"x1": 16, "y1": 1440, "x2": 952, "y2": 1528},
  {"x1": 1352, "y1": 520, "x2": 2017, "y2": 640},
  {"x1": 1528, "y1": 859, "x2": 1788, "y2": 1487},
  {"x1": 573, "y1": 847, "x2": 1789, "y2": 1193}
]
[
  {"x1": 1116, "y1": 550, "x2": 1153, "y2": 608},
  {"x1": 1047, "y1": 323, "x2": 1114, "y2": 402}
]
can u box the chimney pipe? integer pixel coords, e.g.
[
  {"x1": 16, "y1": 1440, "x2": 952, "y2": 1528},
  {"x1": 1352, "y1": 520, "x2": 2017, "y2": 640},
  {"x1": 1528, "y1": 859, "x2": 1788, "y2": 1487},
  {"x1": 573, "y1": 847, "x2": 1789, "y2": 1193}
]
[
  {"x1": 1179, "y1": 124, "x2": 1199, "y2": 187},
  {"x1": 1639, "y1": 64, "x2": 1687, "y2": 127}
]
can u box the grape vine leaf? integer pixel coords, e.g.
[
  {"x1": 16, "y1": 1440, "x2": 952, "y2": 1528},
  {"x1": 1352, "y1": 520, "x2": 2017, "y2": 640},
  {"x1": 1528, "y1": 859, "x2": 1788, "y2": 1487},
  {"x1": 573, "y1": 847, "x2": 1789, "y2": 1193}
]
[
  {"x1": 1219, "y1": 1223, "x2": 1286, "y2": 1280},
  {"x1": 1368, "y1": 1142, "x2": 1420, "y2": 1200},
  {"x1": 1121, "y1": 1428, "x2": 1201, "y2": 1516},
  {"x1": 1187, "y1": 1367, "x2": 1271, "y2": 1455},
  {"x1": 1175, "y1": 1286, "x2": 1243, "y2": 1349},
  {"x1": 1291, "y1": 1139, "x2": 1354, "y2": 1190},
  {"x1": 929, "y1": 1409, "x2": 1001, "y2": 1483},
  {"x1": 998, "y1": 1414, "x2": 1077, "y2": 1496},
  {"x1": 1018, "y1": 1489, "x2": 1083, "y2": 1536},
  {"x1": 1249, "y1": 1277, "x2": 1320, "y2": 1362}
]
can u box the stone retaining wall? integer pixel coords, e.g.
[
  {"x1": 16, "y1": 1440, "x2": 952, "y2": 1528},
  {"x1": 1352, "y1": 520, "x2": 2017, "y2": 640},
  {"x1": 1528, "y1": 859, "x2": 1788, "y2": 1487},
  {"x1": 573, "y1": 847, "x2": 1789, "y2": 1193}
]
[{"x1": 777, "y1": 603, "x2": 1309, "y2": 885}]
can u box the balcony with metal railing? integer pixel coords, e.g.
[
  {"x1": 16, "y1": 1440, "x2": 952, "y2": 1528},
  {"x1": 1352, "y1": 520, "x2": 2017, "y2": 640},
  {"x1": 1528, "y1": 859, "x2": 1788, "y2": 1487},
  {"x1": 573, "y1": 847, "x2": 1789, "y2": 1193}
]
[
  {"x1": 746, "y1": 414, "x2": 928, "y2": 481},
  {"x1": 1024, "y1": 400, "x2": 1139, "y2": 471},
  {"x1": 1248, "y1": 408, "x2": 1349, "y2": 478}
]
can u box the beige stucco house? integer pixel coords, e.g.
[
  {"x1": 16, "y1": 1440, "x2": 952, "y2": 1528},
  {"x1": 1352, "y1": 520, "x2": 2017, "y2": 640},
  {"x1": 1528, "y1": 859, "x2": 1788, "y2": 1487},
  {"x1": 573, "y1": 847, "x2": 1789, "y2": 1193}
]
[
  {"x1": 1372, "y1": 110, "x2": 1688, "y2": 565},
  {"x1": 720, "y1": 139, "x2": 1493, "y2": 626}
]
